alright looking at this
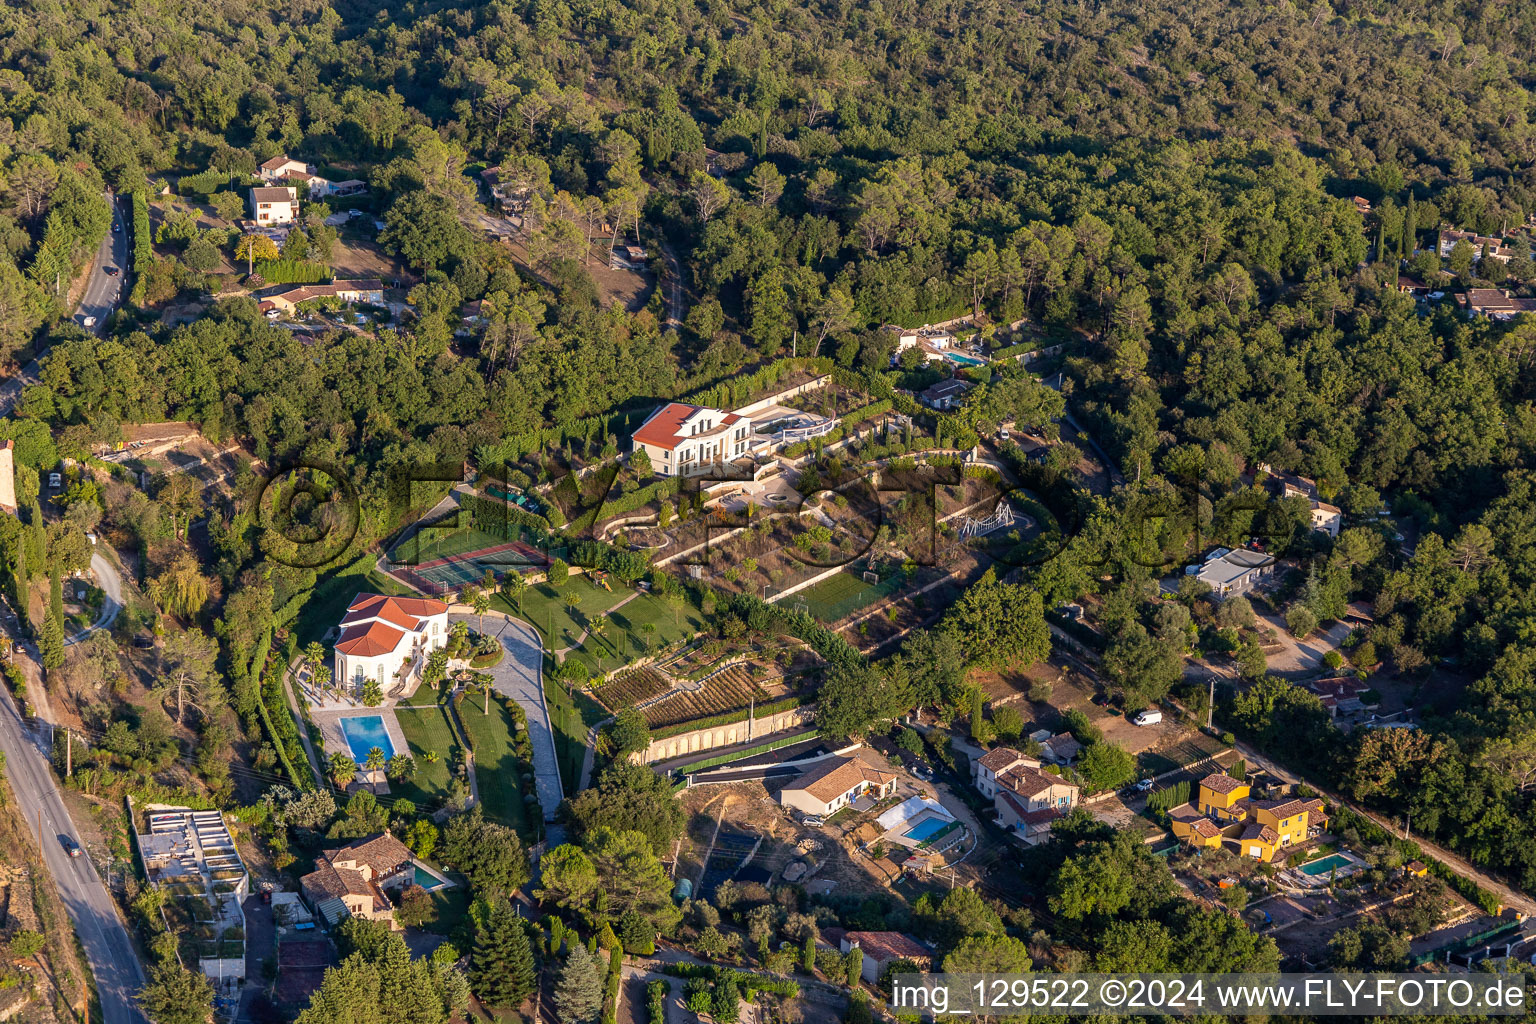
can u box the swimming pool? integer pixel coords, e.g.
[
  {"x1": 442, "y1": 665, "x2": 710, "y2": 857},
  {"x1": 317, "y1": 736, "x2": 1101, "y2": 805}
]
[
  {"x1": 413, "y1": 864, "x2": 448, "y2": 892},
  {"x1": 339, "y1": 715, "x2": 395, "y2": 764},
  {"x1": 903, "y1": 817, "x2": 952, "y2": 842},
  {"x1": 945, "y1": 352, "x2": 988, "y2": 367},
  {"x1": 1298, "y1": 852, "x2": 1352, "y2": 876}
]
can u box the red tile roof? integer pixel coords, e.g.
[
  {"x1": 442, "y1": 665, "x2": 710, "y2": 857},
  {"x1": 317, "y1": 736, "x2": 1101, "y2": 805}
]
[
  {"x1": 334, "y1": 594, "x2": 445, "y2": 656},
  {"x1": 977, "y1": 747, "x2": 1026, "y2": 772},
  {"x1": 1200, "y1": 772, "x2": 1247, "y2": 795},
  {"x1": 631, "y1": 402, "x2": 742, "y2": 452},
  {"x1": 844, "y1": 931, "x2": 931, "y2": 964}
]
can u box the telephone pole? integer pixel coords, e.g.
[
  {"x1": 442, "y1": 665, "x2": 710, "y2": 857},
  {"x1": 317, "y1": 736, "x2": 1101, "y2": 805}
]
[{"x1": 1207, "y1": 672, "x2": 1215, "y2": 730}]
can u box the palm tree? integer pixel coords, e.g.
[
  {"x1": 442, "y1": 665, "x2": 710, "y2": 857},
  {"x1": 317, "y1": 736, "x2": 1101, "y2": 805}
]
[
  {"x1": 502, "y1": 571, "x2": 527, "y2": 611},
  {"x1": 364, "y1": 746, "x2": 387, "y2": 776},
  {"x1": 472, "y1": 590, "x2": 491, "y2": 635},
  {"x1": 329, "y1": 752, "x2": 357, "y2": 788}
]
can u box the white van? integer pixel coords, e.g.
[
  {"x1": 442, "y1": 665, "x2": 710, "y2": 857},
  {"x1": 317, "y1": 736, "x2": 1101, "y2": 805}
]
[{"x1": 1133, "y1": 709, "x2": 1163, "y2": 726}]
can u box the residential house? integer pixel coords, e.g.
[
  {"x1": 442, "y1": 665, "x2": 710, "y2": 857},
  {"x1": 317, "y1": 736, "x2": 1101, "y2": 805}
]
[
  {"x1": 972, "y1": 747, "x2": 1038, "y2": 799},
  {"x1": 778, "y1": 754, "x2": 898, "y2": 818},
  {"x1": 1039, "y1": 732, "x2": 1082, "y2": 765},
  {"x1": 1351, "y1": 196, "x2": 1373, "y2": 215},
  {"x1": 919, "y1": 378, "x2": 973, "y2": 410},
  {"x1": 332, "y1": 593, "x2": 448, "y2": 694},
  {"x1": 1461, "y1": 288, "x2": 1536, "y2": 320},
  {"x1": 1265, "y1": 472, "x2": 1343, "y2": 536},
  {"x1": 992, "y1": 763, "x2": 1079, "y2": 843},
  {"x1": 300, "y1": 833, "x2": 414, "y2": 928},
  {"x1": 1191, "y1": 547, "x2": 1275, "y2": 600},
  {"x1": 1439, "y1": 228, "x2": 1518, "y2": 264},
  {"x1": 839, "y1": 932, "x2": 932, "y2": 984},
  {"x1": 259, "y1": 155, "x2": 315, "y2": 183},
  {"x1": 1169, "y1": 773, "x2": 1328, "y2": 861},
  {"x1": 1311, "y1": 500, "x2": 1343, "y2": 538},
  {"x1": 1307, "y1": 675, "x2": 1376, "y2": 717},
  {"x1": 631, "y1": 402, "x2": 752, "y2": 477},
  {"x1": 249, "y1": 185, "x2": 299, "y2": 226},
  {"x1": 1194, "y1": 772, "x2": 1250, "y2": 822},
  {"x1": 263, "y1": 279, "x2": 385, "y2": 314}
]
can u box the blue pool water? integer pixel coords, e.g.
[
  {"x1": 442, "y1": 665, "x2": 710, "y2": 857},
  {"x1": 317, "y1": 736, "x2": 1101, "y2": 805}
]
[
  {"x1": 1299, "y1": 852, "x2": 1352, "y2": 876},
  {"x1": 340, "y1": 715, "x2": 395, "y2": 763},
  {"x1": 903, "y1": 817, "x2": 951, "y2": 842},
  {"x1": 945, "y1": 352, "x2": 988, "y2": 366}
]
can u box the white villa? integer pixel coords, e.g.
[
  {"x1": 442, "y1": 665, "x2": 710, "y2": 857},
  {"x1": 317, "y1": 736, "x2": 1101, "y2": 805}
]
[
  {"x1": 333, "y1": 593, "x2": 449, "y2": 694},
  {"x1": 631, "y1": 401, "x2": 753, "y2": 477}
]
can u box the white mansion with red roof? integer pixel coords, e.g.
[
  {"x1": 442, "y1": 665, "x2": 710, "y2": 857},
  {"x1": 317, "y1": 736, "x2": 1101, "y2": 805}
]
[
  {"x1": 333, "y1": 593, "x2": 449, "y2": 694},
  {"x1": 631, "y1": 401, "x2": 753, "y2": 477}
]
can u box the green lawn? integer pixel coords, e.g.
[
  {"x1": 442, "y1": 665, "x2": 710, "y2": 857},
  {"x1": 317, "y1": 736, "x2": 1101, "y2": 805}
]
[
  {"x1": 787, "y1": 568, "x2": 901, "y2": 622},
  {"x1": 294, "y1": 550, "x2": 415, "y2": 651},
  {"x1": 459, "y1": 697, "x2": 532, "y2": 839},
  {"x1": 392, "y1": 704, "x2": 461, "y2": 810},
  {"x1": 493, "y1": 579, "x2": 707, "y2": 676},
  {"x1": 543, "y1": 671, "x2": 608, "y2": 797}
]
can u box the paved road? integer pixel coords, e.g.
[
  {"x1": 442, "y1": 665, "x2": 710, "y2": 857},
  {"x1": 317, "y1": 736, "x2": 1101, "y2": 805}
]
[
  {"x1": 64, "y1": 549, "x2": 124, "y2": 646},
  {"x1": 448, "y1": 610, "x2": 564, "y2": 826},
  {"x1": 0, "y1": 193, "x2": 126, "y2": 417},
  {"x1": 0, "y1": 686, "x2": 148, "y2": 1024}
]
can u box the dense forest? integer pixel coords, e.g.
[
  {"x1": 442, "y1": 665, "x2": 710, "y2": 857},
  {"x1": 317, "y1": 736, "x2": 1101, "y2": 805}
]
[{"x1": 10, "y1": 0, "x2": 1536, "y2": 1014}]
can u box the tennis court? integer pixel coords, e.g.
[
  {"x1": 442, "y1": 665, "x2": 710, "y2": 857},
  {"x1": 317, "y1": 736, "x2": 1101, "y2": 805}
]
[
  {"x1": 786, "y1": 568, "x2": 904, "y2": 622},
  {"x1": 386, "y1": 525, "x2": 547, "y2": 594}
]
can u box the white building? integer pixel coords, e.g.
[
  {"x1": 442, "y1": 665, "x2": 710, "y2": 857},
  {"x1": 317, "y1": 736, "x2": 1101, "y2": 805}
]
[
  {"x1": 259, "y1": 155, "x2": 315, "y2": 182},
  {"x1": 1191, "y1": 548, "x2": 1276, "y2": 600},
  {"x1": 332, "y1": 593, "x2": 449, "y2": 694},
  {"x1": 778, "y1": 754, "x2": 897, "y2": 817},
  {"x1": 249, "y1": 185, "x2": 299, "y2": 225},
  {"x1": 631, "y1": 401, "x2": 752, "y2": 477}
]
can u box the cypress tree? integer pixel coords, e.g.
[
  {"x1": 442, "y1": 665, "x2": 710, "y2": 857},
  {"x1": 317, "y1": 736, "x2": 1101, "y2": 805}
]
[
  {"x1": 49, "y1": 562, "x2": 63, "y2": 625},
  {"x1": 1402, "y1": 195, "x2": 1417, "y2": 258},
  {"x1": 38, "y1": 611, "x2": 65, "y2": 671}
]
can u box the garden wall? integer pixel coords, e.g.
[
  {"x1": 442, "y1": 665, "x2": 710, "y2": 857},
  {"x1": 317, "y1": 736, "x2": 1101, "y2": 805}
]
[{"x1": 636, "y1": 704, "x2": 814, "y2": 764}]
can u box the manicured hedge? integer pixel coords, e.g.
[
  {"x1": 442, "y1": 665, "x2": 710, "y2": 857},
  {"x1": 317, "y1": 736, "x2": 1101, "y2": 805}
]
[{"x1": 256, "y1": 259, "x2": 330, "y2": 284}]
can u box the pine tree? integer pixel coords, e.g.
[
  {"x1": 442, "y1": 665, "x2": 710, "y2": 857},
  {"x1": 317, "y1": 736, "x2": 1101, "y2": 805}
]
[
  {"x1": 470, "y1": 899, "x2": 536, "y2": 1008},
  {"x1": 554, "y1": 942, "x2": 603, "y2": 1024}
]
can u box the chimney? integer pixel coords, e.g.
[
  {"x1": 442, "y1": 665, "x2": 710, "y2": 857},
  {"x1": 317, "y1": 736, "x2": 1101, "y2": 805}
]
[{"x1": 0, "y1": 439, "x2": 15, "y2": 515}]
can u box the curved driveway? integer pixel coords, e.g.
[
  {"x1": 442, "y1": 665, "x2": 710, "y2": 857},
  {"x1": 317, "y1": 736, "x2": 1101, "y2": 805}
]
[
  {"x1": 65, "y1": 549, "x2": 123, "y2": 646},
  {"x1": 449, "y1": 611, "x2": 564, "y2": 824}
]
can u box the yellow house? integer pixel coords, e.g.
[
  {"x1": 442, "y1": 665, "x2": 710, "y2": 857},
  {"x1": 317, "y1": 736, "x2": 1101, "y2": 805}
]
[
  {"x1": 1170, "y1": 813, "x2": 1223, "y2": 849},
  {"x1": 1196, "y1": 773, "x2": 1250, "y2": 821},
  {"x1": 1252, "y1": 797, "x2": 1328, "y2": 848},
  {"x1": 1239, "y1": 823, "x2": 1282, "y2": 861}
]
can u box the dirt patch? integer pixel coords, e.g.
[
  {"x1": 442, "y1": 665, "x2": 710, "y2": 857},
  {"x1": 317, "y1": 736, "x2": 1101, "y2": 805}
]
[{"x1": 329, "y1": 237, "x2": 406, "y2": 283}]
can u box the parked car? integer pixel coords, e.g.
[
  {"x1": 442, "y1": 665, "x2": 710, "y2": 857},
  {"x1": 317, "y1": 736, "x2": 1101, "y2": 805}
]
[
  {"x1": 802, "y1": 815, "x2": 825, "y2": 828},
  {"x1": 912, "y1": 764, "x2": 934, "y2": 781},
  {"x1": 1133, "y1": 709, "x2": 1163, "y2": 726},
  {"x1": 81, "y1": 315, "x2": 96, "y2": 328},
  {"x1": 1135, "y1": 778, "x2": 1155, "y2": 792}
]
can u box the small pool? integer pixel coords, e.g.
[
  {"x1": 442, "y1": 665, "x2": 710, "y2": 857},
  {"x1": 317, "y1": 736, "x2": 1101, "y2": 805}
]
[
  {"x1": 903, "y1": 817, "x2": 952, "y2": 842},
  {"x1": 945, "y1": 352, "x2": 988, "y2": 367},
  {"x1": 339, "y1": 715, "x2": 395, "y2": 763},
  {"x1": 1298, "y1": 852, "x2": 1352, "y2": 876},
  {"x1": 413, "y1": 864, "x2": 448, "y2": 892}
]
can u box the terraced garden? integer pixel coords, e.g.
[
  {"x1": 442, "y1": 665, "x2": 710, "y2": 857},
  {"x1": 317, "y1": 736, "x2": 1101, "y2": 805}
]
[
  {"x1": 592, "y1": 666, "x2": 672, "y2": 712},
  {"x1": 641, "y1": 664, "x2": 791, "y2": 729}
]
